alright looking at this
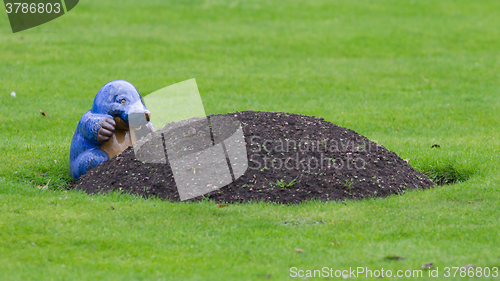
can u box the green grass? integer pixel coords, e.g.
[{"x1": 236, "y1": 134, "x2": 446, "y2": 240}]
[{"x1": 1, "y1": 0, "x2": 500, "y2": 279}]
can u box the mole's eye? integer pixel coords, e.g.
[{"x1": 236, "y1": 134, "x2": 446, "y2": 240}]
[{"x1": 120, "y1": 99, "x2": 126, "y2": 105}]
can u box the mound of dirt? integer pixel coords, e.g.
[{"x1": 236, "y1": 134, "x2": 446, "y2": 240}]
[{"x1": 74, "y1": 111, "x2": 434, "y2": 204}]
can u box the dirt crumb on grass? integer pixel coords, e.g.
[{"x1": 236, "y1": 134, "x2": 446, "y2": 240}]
[{"x1": 74, "y1": 111, "x2": 434, "y2": 204}]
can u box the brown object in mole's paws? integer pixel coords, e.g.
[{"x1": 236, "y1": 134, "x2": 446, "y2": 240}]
[
  {"x1": 114, "y1": 117, "x2": 129, "y2": 130},
  {"x1": 100, "y1": 130, "x2": 132, "y2": 159},
  {"x1": 100, "y1": 117, "x2": 132, "y2": 159},
  {"x1": 98, "y1": 116, "x2": 142, "y2": 159}
]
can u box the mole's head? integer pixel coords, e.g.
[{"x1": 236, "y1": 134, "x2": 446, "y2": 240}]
[{"x1": 91, "y1": 80, "x2": 151, "y2": 130}]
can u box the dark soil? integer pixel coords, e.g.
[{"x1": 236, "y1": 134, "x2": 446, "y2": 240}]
[{"x1": 74, "y1": 111, "x2": 434, "y2": 204}]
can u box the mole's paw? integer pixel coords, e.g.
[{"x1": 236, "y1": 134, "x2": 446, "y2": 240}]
[{"x1": 97, "y1": 117, "x2": 116, "y2": 142}]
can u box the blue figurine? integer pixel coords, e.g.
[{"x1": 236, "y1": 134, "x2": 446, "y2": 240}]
[{"x1": 69, "y1": 80, "x2": 153, "y2": 179}]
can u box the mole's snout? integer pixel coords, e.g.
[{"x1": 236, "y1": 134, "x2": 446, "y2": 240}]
[{"x1": 145, "y1": 111, "x2": 151, "y2": 121}]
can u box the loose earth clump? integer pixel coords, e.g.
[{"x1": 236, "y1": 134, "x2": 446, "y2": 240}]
[{"x1": 74, "y1": 111, "x2": 434, "y2": 204}]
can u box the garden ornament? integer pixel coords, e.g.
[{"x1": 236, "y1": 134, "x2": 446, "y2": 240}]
[{"x1": 69, "y1": 80, "x2": 155, "y2": 179}]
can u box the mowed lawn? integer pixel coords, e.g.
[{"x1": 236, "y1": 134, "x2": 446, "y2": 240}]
[{"x1": 1, "y1": 0, "x2": 500, "y2": 280}]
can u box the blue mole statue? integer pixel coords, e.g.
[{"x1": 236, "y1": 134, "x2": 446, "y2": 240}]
[{"x1": 69, "y1": 80, "x2": 152, "y2": 179}]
